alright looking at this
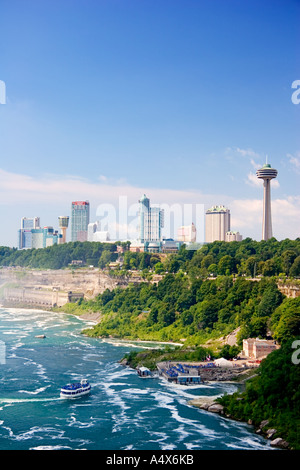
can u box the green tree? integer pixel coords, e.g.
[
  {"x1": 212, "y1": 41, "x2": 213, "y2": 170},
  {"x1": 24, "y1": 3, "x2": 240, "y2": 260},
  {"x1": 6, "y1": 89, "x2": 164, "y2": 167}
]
[
  {"x1": 282, "y1": 250, "x2": 297, "y2": 276},
  {"x1": 244, "y1": 256, "x2": 257, "y2": 278},
  {"x1": 218, "y1": 255, "x2": 234, "y2": 275},
  {"x1": 154, "y1": 262, "x2": 164, "y2": 274},
  {"x1": 207, "y1": 263, "x2": 218, "y2": 276},
  {"x1": 219, "y1": 344, "x2": 240, "y2": 359},
  {"x1": 290, "y1": 256, "x2": 300, "y2": 277},
  {"x1": 272, "y1": 297, "x2": 300, "y2": 343},
  {"x1": 98, "y1": 250, "x2": 112, "y2": 268},
  {"x1": 256, "y1": 284, "x2": 283, "y2": 318},
  {"x1": 261, "y1": 259, "x2": 276, "y2": 276}
]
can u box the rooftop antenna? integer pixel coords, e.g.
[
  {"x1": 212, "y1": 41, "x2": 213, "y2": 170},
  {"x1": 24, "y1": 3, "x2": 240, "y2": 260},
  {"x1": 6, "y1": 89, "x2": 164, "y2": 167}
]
[{"x1": 266, "y1": 154, "x2": 268, "y2": 165}]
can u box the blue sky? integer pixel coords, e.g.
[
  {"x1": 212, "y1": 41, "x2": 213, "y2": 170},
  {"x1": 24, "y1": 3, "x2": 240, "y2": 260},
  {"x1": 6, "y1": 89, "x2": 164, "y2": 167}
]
[{"x1": 0, "y1": 0, "x2": 299, "y2": 246}]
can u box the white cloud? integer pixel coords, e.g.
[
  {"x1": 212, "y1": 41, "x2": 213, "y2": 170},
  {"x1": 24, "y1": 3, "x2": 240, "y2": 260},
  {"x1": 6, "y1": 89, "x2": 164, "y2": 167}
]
[
  {"x1": 287, "y1": 152, "x2": 300, "y2": 173},
  {"x1": 249, "y1": 158, "x2": 261, "y2": 170},
  {"x1": 236, "y1": 147, "x2": 261, "y2": 159},
  {"x1": 0, "y1": 168, "x2": 213, "y2": 207},
  {"x1": 246, "y1": 171, "x2": 262, "y2": 187}
]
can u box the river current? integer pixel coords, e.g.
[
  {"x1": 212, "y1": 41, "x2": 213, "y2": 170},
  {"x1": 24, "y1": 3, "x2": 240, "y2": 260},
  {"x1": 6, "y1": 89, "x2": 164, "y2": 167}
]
[{"x1": 0, "y1": 308, "x2": 273, "y2": 450}]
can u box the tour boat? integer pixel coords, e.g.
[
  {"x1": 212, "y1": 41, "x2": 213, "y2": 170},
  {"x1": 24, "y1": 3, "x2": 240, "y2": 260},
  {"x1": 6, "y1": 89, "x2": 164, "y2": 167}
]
[
  {"x1": 60, "y1": 379, "x2": 91, "y2": 399},
  {"x1": 137, "y1": 366, "x2": 152, "y2": 378}
]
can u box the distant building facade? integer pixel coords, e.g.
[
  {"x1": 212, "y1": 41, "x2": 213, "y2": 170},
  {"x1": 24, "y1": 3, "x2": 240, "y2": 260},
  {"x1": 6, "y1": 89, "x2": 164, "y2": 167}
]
[
  {"x1": 31, "y1": 227, "x2": 62, "y2": 249},
  {"x1": 138, "y1": 194, "x2": 164, "y2": 244},
  {"x1": 177, "y1": 223, "x2": 196, "y2": 243},
  {"x1": 205, "y1": 205, "x2": 230, "y2": 243},
  {"x1": 88, "y1": 221, "x2": 110, "y2": 242},
  {"x1": 71, "y1": 201, "x2": 90, "y2": 242},
  {"x1": 225, "y1": 231, "x2": 243, "y2": 242},
  {"x1": 18, "y1": 217, "x2": 40, "y2": 249},
  {"x1": 88, "y1": 221, "x2": 101, "y2": 242},
  {"x1": 242, "y1": 338, "x2": 279, "y2": 360},
  {"x1": 161, "y1": 239, "x2": 182, "y2": 253}
]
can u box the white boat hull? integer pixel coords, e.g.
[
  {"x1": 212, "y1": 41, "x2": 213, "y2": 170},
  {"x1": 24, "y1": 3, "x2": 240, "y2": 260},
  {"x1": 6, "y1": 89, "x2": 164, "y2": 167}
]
[
  {"x1": 60, "y1": 388, "x2": 91, "y2": 399},
  {"x1": 60, "y1": 381, "x2": 91, "y2": 399}
]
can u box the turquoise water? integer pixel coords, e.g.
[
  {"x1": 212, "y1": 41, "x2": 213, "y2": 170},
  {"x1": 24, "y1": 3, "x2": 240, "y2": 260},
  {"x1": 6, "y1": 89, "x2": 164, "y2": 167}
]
[{"x1": 0, "y1": 308, "x2": 273, "y2": 450}]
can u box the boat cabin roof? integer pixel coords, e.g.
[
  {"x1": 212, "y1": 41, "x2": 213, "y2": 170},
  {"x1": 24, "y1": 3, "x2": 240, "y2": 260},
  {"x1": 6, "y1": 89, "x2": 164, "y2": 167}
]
[{"x1": 61, "y1": 382, "x2": 89, "y2": 391}]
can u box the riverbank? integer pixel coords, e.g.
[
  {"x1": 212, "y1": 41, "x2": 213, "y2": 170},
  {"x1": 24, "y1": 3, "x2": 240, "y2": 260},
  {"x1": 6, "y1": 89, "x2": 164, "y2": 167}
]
[
  {"x1": 74, "y1": 311, "x2": 102, "y2": 323},
  {"x1": 189, "y1": 396, "x2": 290, "y2": 449}
]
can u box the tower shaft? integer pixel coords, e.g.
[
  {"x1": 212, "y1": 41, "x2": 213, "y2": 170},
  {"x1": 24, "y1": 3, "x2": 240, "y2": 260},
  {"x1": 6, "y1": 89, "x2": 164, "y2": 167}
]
[
  {"x1": 60, "y1": 227, "x2": 67, "y2": 243},
  {"x1": 262, "y1": 179, "x2": 272, "y2": 240}
]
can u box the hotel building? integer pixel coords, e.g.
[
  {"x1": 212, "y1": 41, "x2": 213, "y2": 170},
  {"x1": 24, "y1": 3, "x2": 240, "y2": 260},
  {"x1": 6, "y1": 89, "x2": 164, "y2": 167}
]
[
  {"x1": 71, "y1": 201, "x2": 90, "y2": 242},
  {"x1": 205, "y1": 205, "x2": 230, "y2": 243},
  {"x1": 18, "y1": 217, "x2": 40, "y2": 249},
  {"x1": 31, "y1": 227, "x2": 62, "y2": 249},
  {"x1": 138, "y1": 194, "x2": 164, "y2": 244}
]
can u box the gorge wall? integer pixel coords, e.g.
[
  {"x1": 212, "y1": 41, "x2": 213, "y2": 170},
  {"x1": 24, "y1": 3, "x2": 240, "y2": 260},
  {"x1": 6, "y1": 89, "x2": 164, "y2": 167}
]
[
  {"x1": 0, "y1": 267, "x2": 129, "y2": 308},
  {"x1": 0, "y1": 267, "x2": 299, "y2": 309}
]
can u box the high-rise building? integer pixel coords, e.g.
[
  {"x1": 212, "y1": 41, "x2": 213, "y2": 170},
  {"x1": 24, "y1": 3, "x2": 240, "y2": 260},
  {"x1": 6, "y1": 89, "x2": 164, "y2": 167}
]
[
  {"x1": 71, "y1": 201, "x2": 90, "y2": 242},
  {"x1": 138, "y1": 194, "x2": 164, "y2": 243},
  {"x1": 31, "y1": 227, "x2": 62, "y2": 248},
  {"x1": 256, "y1": 162, "x2": 278, "y2": 240},
  {"x1": 205, "y1": 205, "x2": 230, "y2": 243},
  {"x1": 18, "y1": 217, "x2": 40, "y2": 249},
  {"x1": 21, "y1": 217, "x2": 40, "y2": 229}
]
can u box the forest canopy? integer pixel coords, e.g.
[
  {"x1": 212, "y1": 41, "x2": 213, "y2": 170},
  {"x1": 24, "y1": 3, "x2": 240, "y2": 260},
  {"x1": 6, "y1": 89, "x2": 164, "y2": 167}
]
[{"x1": 1, "y1": 237, "x2": 300, "y2": 277}]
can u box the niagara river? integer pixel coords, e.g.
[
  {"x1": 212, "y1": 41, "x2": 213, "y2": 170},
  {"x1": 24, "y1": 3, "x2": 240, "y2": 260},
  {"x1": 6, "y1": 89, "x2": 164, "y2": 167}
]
[{"x1": 0, "y1": 308, "x2": 274, "y2": 451}]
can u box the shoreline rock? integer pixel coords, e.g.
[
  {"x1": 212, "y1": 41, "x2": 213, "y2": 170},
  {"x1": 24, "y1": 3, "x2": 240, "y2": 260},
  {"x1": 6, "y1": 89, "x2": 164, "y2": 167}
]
[
  {"x1": 270, "y1": 437, "x2": 289, "y2": 449},
  {"x1": 188, "y1": 396, "x2": 224, "y2": 413},
  {"x1": 189, "y1": 399, "x2": 290, "y2": 449}
]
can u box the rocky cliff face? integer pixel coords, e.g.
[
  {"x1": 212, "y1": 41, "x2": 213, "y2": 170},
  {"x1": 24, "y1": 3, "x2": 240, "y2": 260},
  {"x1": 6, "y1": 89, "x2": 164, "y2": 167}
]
[
  {"x1": 1, "y1": 267, "x2": 299, "y2": 308},
  {"x1": 277, "y1": 282, "x2": 300, "y2": 298},
  {"x1": 0, "y1": 267, "x2": 128, "y2": 307}
]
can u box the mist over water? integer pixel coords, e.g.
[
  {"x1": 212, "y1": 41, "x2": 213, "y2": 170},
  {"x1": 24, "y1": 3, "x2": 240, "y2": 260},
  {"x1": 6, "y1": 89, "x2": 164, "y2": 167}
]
[{"x1": 0, "y1": 308, "x2": 273, "y2": 450}]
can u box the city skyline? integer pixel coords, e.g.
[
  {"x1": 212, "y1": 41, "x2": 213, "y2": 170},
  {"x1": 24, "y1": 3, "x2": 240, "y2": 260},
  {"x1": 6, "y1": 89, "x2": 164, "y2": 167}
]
[{"x1": 0, "y1": 1, "x2": 299, "y2": 247}]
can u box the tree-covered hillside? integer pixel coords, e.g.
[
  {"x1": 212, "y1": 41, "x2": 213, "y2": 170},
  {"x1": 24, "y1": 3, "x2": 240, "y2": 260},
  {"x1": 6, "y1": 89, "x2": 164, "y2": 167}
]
[
  {"x1": 1, "y1": 237, "x2": 300, "y2": 275},
  {"x1": 218, "y1": 336, "x2": 300, "y2": 449},
  {"x1": 0, "y1": 242, "x2": 118, "y2": 270},
  {"x1": 75, "y1": 275, "x2": 299, "y2": 347}
]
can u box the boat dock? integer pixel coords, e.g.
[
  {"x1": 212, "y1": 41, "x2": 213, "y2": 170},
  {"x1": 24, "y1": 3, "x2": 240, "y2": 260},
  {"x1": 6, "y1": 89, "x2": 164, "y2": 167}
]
[{"x1": 157, "y1": 361, "x2": 208, "y2": 385}]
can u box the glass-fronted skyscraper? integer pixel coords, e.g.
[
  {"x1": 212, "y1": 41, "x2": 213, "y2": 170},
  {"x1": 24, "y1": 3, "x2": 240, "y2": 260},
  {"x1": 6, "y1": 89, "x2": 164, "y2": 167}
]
[
  {"x1": 18, "y1": 217, "x2": 40, "y2": 249},
  {"x1": 71, "y1": 201, "x2": 90, "y2": 242},
  {"x1": 138, "y1": 194, "x2": 164, "y2": 243}
]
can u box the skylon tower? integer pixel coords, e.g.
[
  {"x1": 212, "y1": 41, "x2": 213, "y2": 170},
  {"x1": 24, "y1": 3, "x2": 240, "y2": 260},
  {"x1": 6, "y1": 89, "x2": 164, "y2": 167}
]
[{"x1": 256, "y1": 160, "x2": 278, "y2": 240}]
